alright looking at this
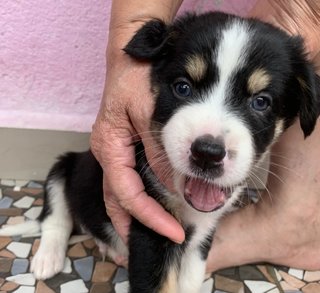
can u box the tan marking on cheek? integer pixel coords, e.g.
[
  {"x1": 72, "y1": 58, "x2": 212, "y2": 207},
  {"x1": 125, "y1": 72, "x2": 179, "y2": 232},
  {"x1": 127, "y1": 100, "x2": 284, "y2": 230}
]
[
  {"x1": 273, "y1": 119, "x2": 285, "y2": 142},
  {"x1": 185, "y1": 55, "x2": 207, "y2": 81},
  {"x1": 159, "y1": 267, "x2": 178, "y2": 293},
  {"x1": 247, "y1": 69, "x2": 271, "y2": 93}
]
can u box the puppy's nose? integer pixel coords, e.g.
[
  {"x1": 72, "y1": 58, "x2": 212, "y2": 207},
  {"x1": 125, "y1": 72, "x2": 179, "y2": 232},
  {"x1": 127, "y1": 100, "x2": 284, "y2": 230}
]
[{"x1": 190, "y1": 134, "x2": 226, "y2": 170}]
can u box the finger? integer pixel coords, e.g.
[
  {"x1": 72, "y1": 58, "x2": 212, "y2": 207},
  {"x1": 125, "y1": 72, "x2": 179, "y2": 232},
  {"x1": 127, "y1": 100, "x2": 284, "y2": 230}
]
[
  {"x1": 93, "y1": 119, "x2": 185, "y2": 243},
  {"x1": 105, "y1": 163, "x2": 185, "y2": 244},
  {"x1": 103, "y1": 174, "x2": 131, "y2": 244},
  {"x1": 104, "y1": 195, "x2": 132, "y2": 245}
]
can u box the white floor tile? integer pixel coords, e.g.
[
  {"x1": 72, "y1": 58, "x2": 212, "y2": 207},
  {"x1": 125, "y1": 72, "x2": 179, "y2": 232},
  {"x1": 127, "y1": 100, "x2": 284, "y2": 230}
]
[
  {"x1": 7, "y1": 242, "x2": 32, "y2": 258},
  {"x1": 13, "y1": 196, "x2": 35, "y2": 209},
  {"x1": 24, "y1": 207, "x2": 42, "y2": 220},
  {"x1": 13, "y1": 286, "x2": 35, "y2": 293},
  {"x1": 244, "y1": 280, "x2": 276, "y2": 293},
  {"x1": 6, "y1": 273, "x2": 36, "y2": 286},
  {"x1": 60, "y1": 279, "x2": 88, "y2": 293},
  {"x1": 115, "y1": 281, "x2": 129, "y2": 293}
]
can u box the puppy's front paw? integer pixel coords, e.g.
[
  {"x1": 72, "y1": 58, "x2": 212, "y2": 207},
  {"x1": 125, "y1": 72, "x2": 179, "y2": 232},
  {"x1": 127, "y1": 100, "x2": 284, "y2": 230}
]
[{"x1": 31, "y1": 248, "x2": 66, "y2": 280}]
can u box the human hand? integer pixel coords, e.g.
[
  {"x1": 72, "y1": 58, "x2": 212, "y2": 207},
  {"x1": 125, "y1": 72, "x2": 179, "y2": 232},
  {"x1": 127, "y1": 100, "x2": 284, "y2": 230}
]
[
  {"x1": 206, "y1": 0, "x2": 320, "y2": 273},
  {"x1": 90, "y1": 32, "x2": 185, "y2": 244},
  {"x1": 249, "y1": 0, "x2": 320, "y2": 59},
  {"x1": 207, "y1": 119, "x2": 320, "y2": 272}
]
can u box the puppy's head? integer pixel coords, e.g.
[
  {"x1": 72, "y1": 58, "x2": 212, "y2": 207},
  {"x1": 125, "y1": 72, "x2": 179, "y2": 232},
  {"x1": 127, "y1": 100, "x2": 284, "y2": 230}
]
[{"x1": 125, "y1": 12, "x2": 320, "y2": 212}]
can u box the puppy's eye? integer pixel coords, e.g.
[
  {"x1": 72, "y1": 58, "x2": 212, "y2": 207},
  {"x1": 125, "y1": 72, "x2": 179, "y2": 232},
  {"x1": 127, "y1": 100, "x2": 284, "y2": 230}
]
[
  {"x1": 251, "y1": 94, "x2": 272, "y2": 111},
  {"x1": 173, "y1": 80, "x2": 192, "y2": 98}
]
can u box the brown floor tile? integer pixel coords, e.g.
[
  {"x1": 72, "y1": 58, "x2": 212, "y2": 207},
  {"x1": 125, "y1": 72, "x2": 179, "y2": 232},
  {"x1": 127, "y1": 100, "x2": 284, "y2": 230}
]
[
  {"x1": 2, "y1": 189, "x2": 27, "y2": 200},
  {"x1": 280, "y1": 280, "x2": 300, "y2": 291},
  {"x1": 304, "y1": 270, "x2": 320, "y2": 282},
  {"x1": 0, "y1": 249, "x2": 15, "y2": 258},
  {"x1": 0, "y1": 258, "x2": 13, "y2": 273},
  {"x1": 83, "y1": 239, "x2": 96, "y2": 249},
  {"x1": 32, "y1": 239, "x2": 40, "y2": 256},
  {"x1": 0, "y1": 208, "x2": 23, "y2": 216},
  {"x1": 33, "y1": 198, "x2": 44, "y2": 206},
  {"x1": 36, "y1": 280, "x2": 55, "y2": 293},
  {"x1": 279, "y1": 270, "x2": 305, "y2": 289},
  {"x1": 257, "y1": 265, "x2": 276, "y2": 283},
  {"x1": 0, "y1": 237, "x2": 11, "y2": 250},
  {"x1": 302, "y1": 282, "x2": 320, "y2": 293},
  {"x1": 92, "y1": 262, "x2": 117, "y2": 282},
  {"x1": 92, "y1": 246, "x2": 102, "y2": 258},
  {"x1": 67, "y1": 243, "x2": 87, "y2": 258},
  {"x1": 21, "y1": 188, "x2": 43, "y2": 196},
  {"x1": 215, "y1": 274, "x2": 245, "y2": 293},
  {"x1": 90, "y1": 282, "x2": 113, "y2": 293},
  {"x1": 0, "y1": 281, "x2": 19, "y2": 291}
]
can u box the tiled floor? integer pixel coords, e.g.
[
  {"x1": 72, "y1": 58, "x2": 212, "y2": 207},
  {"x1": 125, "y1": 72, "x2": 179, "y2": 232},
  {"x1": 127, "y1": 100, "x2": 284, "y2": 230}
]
[{"x1": 1, "y1": 180, "x2": 320, "y2": 293}]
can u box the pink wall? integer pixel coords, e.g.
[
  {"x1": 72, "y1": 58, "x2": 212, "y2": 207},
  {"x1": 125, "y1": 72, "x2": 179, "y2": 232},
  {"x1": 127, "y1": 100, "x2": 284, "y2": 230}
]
[{"x1": 0, "y1": 0, "x2": 256, "y2": 132}]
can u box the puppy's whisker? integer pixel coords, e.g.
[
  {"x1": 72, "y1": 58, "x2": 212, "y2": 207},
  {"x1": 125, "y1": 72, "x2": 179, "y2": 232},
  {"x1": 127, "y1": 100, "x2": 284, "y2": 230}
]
[
  {"x1": 133, "y1": 130, "x2": 164, "y2": 138},
  {"x1": 248, "y1": 171, "x2": 273, "y2": 204},
  {"x1": 268, "y1": 162, "x2": 300, "y2": 177},
  {"x1": 269, "y1": 152, "x2": 292, "y2": 160},
  {"x1": 134, "y1": 145, "x2": 162, "y2": 158},
  {"x1": 139, "y1": 152, "x2": 169, "y2": 179},
  {"x1": 252, "y1": 124, "x2": 273, "y2": 135},
  {"x1": 240, "y1": 182, "x2": 253, "y2": 205},
  {"x1": 253, "y1": 165, "x2": 286, "y2": 185},
  {"x1": 252, "y1": 180, "x2": 264, "y2": 203}
]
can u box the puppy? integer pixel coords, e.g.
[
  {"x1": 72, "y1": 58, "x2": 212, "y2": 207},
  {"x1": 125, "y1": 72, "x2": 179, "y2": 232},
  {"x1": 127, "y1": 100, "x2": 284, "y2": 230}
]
[{"x1": 1, "y1": 12, "x2": 319, "y2": 293}]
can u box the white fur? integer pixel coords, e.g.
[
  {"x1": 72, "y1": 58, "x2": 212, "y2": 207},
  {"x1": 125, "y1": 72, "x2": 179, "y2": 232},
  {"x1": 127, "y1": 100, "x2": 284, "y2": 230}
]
[
  {"x1": 30, "y1": 179, "x2": 73, "y2": 280},
  {"x1": 0, "y1": 220, "x2": 40, "y2": 236},
  {"x1": 163, "y1": 21, "x2": 254, "y2": 189},
  {"x1": 162, "y1": 21, "x2": 255, "y2": 292},
  {"x1": 0, "y1": 20, "x2": 273, "y2": 291},
  {"x1": 215, "y1": 20, "x2": 249, "y2": 94},
  {"x1": 178, "y1": 250, "x2": 206, "y2": 293}
]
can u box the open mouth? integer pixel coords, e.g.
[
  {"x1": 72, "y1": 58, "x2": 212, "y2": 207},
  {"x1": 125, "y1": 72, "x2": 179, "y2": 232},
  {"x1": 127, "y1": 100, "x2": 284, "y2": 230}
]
[{"x1": 184, "y1": 177, "x2": 230, "y2": 212}]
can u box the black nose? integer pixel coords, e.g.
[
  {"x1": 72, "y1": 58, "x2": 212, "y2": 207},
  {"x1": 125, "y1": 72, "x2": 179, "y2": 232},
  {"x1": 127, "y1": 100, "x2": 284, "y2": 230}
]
[{"x1": 190, "y1": 134, "x2": 226, "y2": 170}]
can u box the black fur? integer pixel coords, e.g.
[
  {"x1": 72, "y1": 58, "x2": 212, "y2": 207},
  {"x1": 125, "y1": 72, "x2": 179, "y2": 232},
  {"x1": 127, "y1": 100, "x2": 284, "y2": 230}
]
[{"x1": 38, "y1": 12, "x2": 320, "y2": 292}]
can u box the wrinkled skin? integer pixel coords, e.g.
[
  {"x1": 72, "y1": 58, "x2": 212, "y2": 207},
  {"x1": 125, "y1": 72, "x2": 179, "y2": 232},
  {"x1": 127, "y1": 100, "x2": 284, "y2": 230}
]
[{"x1": 91, "y1": 0, "x2": 320, "y2": 271}]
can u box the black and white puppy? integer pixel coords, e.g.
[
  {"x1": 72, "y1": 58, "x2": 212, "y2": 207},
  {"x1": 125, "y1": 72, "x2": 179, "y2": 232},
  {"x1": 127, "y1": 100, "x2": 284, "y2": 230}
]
[{"x1": 1, "y1": 12, "x2": 319, "y2": 293}]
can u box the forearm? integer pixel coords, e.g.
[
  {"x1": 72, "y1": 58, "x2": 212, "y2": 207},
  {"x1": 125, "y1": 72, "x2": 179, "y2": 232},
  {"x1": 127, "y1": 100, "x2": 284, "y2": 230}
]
[
  {"x1": 251, "y1": 0, "x2": 320, "y2": 60},
  {"x1": 108, "y1": 0, "x2": 183, "y2": 61}
]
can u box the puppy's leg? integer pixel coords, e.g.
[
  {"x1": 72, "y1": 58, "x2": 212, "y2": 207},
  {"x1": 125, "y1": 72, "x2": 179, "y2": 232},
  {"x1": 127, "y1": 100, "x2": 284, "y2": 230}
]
[
  {"x1": 129, "y1": 219, "x2": 179, "y2": 293},
  {"x1": 95, "y1": 237, "x2": 128, "y2": 267},
  {"x1": 178, "y1": 250, "x2": 206, "y2": 293},
  {"x1": 31, "y1": 179, "x2": 73, "y2": 280}
]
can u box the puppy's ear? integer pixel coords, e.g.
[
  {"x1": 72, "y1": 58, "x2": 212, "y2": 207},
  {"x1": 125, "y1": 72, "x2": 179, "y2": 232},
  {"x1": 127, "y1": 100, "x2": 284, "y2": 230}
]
[
  {"x1": 297, "y1": 68, "x2": 320, "y2": 137},
  {"x1": 291, "y1": 37, "x2": 320, "y2": 137},
  {"x1": 124, "y1": 19, "x2": 170, "y2": 60}
]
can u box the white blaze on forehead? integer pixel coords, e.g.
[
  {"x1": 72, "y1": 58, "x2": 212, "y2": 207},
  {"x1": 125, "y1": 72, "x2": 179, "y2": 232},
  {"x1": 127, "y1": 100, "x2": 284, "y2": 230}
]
[
  {"x1": 162, "y1": 20, "x2": 254, "y2": 188},
  {"x1": 212, "y1": 20, "x2": 250, "y2": 104}
]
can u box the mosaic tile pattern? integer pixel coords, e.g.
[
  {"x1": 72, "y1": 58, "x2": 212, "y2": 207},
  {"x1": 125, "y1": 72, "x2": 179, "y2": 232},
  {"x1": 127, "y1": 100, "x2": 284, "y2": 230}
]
[{"x1": 1, "y1": 180, "x2": 320, "y2": 293}]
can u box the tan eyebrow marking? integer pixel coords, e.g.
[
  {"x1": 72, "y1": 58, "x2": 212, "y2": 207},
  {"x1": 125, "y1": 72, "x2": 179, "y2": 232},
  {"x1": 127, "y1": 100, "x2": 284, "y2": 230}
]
[
  {"x1": 185, "y1": 54, "x2": 208, "y2": 82},
  {"x1": 247, "y1": 68, "x2": 271, "y2": 93}
]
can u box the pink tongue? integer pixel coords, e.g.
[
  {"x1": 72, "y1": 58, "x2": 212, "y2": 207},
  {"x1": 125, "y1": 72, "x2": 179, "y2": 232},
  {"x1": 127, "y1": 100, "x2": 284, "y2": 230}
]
[{"x1": 184, "y1": 178, "x2": 226, "y2": 212}]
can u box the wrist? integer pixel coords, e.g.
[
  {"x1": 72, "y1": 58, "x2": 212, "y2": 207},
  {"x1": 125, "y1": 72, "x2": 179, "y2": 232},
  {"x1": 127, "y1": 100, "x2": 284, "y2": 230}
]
[{"x1": 250, "y1": 0, "x2": 320, "y2": 60}]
